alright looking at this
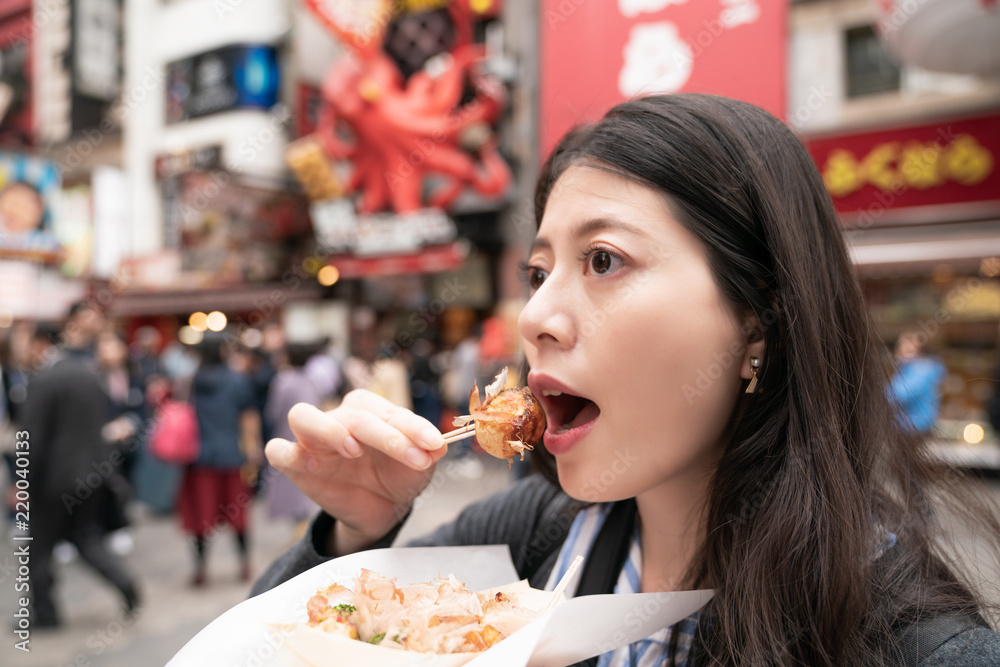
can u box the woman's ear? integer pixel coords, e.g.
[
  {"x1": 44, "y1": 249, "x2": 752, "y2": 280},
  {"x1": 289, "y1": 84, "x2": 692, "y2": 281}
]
[{"x1": 740, "y1": 316, "x2": 766, "y2": 381}]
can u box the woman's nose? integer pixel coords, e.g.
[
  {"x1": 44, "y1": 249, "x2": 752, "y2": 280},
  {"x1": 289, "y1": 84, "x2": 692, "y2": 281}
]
[{"x1": 517, "y1": 278, "x2": 576, "y2": 352}]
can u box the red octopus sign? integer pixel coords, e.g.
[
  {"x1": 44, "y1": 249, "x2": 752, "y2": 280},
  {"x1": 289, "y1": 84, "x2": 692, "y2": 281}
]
[{"x1": 289, "y1": 0, "x2": 511, "y2": 216}]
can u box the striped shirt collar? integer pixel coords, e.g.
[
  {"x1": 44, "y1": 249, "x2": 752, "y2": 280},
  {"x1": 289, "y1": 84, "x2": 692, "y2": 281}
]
[{"x1": 545, "y1": 503, "x2": 702, "y2": 667}]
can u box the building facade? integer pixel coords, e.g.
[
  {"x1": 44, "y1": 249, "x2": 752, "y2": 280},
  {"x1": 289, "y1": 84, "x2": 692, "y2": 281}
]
[{"x1": 790, "y1": 0, "x2": 1000, "y2": 460}]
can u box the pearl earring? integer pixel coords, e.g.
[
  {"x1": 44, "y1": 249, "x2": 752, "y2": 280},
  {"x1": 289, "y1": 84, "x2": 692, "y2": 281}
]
[{"x1": 745, "y1": 357, "x2": 761, "y2": 394}]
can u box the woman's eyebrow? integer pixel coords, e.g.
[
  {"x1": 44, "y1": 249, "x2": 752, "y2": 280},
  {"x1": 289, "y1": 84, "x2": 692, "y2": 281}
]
[
  {"x1": 530, "y1": 216, "x2": 655, "y2": 255},
  {"x1": 528, "y1": 218, "x2": 653, "y2": 256},
  {"x1": 528, "y1": 236, "x2": 552, "y2": 255},
  {"x1": 572, "y1": 216, "x2": 654, "y2": 241}
]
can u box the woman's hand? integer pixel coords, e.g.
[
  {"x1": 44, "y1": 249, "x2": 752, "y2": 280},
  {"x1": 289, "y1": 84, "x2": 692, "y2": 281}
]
[{"x1": 265, "y1": 390, "x2": 447, "y2": 556}]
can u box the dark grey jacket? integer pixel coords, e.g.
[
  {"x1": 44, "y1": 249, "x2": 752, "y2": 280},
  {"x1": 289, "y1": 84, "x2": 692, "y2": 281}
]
[
  {"x1": 252, "y1": 473, "x2": 578, "y2": 595},
  {"x1": 23, "y1": 354, "x2": 109, "y2": 500},
  {"x1": 251, "y1": 475, "x2": 1000, "y2": 665}
]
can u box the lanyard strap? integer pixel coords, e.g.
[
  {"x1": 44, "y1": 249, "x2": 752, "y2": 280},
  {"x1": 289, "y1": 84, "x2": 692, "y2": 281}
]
[{"x1": 573, "y1": 498, "x2": 638, "y2": 667}]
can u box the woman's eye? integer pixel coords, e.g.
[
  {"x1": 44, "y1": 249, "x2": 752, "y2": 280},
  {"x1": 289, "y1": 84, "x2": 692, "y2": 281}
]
[
  {"x1": 587, "y1": 249, "x2": 622, "y2": 275},
  {"x1": 590, "y1": 251, "x2": 612, "y2": 274},
  {"x1": 527, "y1": 267, "x2": 548, "y2": 290}
]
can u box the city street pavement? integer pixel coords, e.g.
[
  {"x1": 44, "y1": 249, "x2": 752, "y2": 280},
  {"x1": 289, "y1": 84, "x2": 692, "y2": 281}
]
[{"x1": 2, "y1": 454, "x2": 514, "y2": 667}]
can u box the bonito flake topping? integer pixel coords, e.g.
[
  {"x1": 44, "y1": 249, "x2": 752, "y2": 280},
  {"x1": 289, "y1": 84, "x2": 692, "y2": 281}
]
[
  {"x1": 305, "y1": 569, "x2": 541, "y2": 654},
  {"x1": 453, "y1": 367, "x2": 546, "y2": 469}
]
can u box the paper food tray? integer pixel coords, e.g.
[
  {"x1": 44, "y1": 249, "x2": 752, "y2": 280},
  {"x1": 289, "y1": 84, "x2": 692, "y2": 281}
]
[{"x1": 167, "y1": 545, "x2": 713, "y2": 667}]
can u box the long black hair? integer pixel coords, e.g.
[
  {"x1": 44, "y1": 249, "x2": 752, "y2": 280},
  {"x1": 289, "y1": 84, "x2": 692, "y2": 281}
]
[{"x1": 530, "y1": 94, "x2": 1000, "y2": 665}]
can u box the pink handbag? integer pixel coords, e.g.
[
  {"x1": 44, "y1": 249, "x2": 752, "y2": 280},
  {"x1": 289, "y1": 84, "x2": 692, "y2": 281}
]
[{"x1": 150, "y1": 400, "x2": 200, "y2": 464}]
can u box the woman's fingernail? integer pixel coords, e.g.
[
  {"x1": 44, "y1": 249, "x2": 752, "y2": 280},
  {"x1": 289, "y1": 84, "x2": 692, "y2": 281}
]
[
  {"x1": 266, "y1": 441, "x2": 288, "y2": 467},
  {"x1": 420, "y1": 426, "x2": 444, "y2": 450},
  {"x1": 406, "y1": 447, "x2": 431, "y2": 470},
  {"x1": 343, "y1": 436, "x2": 363, "y2": 458}
]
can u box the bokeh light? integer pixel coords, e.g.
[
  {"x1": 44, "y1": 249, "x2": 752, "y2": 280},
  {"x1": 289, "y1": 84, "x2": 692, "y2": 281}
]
[
  {"x1": 301, "y1": 256, "x2": 321, "y2": 275},
  {"x1": 963, "y1": 423, "x2": 985, "y2": 444},
  {"x1": 241, "y1": 328, "x2": 263, "y2": 348},
  {"x1": 318, "y1": 265, "x2": 340, "y2": 286},
  {"x1": 206, "y1": 311, "x2": 227, "y2": 332},
  {"x1": 189, "y1": 311, "x2": 208, "y2": 332},
  {"x1": 178, "y1": 326, "x2": 204, "y2": 345}
]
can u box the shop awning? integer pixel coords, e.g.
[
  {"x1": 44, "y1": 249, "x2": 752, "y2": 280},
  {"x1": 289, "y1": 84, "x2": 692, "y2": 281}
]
[
  {"x1": 107, "y1": 283, "x2": 323, "y2": 316},
  {"x1": 326, "y1": 241, "x2": 469, "y2": 279},
  {"x1": 846, "y1": 220, "x2": 1000, "y2": 274}
]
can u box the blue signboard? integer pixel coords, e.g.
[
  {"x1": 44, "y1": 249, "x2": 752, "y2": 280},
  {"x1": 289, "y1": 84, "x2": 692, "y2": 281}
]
[{"x1": 166, "y1": 44, "x2": 280, "y2": 123}]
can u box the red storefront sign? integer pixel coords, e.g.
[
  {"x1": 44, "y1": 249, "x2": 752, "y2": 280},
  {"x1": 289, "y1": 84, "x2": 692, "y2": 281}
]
[
  {"x1": 805, "y1": 112, "x2": 1000, "y2": 220},
  {"x1": 0, "y1": 0, "x2": 34, "y2": 146},
  {"x1": 328, "y1": 241, "x2": 468, "y2": 279},
  {"x1": 539, "y1": 0, "x2": 786, "y2": 158}
]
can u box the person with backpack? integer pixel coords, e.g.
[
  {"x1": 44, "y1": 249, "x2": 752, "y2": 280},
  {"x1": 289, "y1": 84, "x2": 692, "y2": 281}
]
[{"x1": 178, "y1": 333, "x2": 261, "y2": 586}]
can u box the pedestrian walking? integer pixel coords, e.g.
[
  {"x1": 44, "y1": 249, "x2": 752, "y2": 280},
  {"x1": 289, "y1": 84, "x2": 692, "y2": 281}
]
[
  {"x1": 263, "y1": 343, "x2": 321, "y2": 534},
  {"x1": 23, "y1": 323, "x2": 139, "y2": 627},
  {"x1": 178, "y1": 333, "x2": 261, "y2": 586},
  {"x1": 95, "y1": 330, "x2": 144, "y2": 547},
  {"x1": 61, "y1": 300, "x2": 105, "y2": 363},
  {"x1": 889, "y1": 329, "x2": 947, "y2": 436}
]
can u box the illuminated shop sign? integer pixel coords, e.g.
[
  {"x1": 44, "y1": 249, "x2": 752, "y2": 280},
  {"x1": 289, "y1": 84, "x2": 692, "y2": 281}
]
[
  {"x1": 540, "y1": 0, "x2": 787, "y2": 158},
  {"x1": 0, "y1": 153, "x2": 63, "y2": 263},
  {"x1": 806, "y1": 112, "x2": 999, "y2": 216},
  {"x1": 72, "y1": 0, "x2": 122, "y2": 102},
  {"x1": 166, "y1": 45, "x2": 280, "y2": 123},
  {"x1": 289, "y1": 0, "x2": 509, "y2": 216}
]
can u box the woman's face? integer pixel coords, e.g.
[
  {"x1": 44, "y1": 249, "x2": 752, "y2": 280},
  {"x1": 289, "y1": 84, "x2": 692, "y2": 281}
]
[
  {"x1": 97, "y1": 333, "x2": 127, "y2": 368},
  {"x1": 519, "y1": 165, "x2": 750, "y2": 502}
]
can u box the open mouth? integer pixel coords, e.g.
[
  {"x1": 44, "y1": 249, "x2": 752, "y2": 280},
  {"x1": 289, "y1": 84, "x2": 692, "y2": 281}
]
[{"x1": 539, "y1": 390, "x2": 601, "y2": 434}]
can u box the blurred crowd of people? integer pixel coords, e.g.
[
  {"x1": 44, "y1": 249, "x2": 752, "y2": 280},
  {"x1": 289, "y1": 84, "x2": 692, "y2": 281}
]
[{"x1": 0, "y1": 300, "x2": 520, "y2": 627}]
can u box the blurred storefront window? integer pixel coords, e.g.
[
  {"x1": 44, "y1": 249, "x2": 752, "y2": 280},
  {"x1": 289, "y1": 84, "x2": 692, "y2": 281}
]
[
  {"x1": 845, "y1": 25, "x2": 901, "y2": 99},
  {"x1": 863, "y1": 269, "x2": 999, "y2": 419},
  {"x1": 804, "y1": 97, "x2": 1000, "y2": 456}
]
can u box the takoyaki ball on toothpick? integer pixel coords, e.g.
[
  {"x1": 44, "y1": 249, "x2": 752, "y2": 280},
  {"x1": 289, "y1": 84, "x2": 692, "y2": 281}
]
[{"x1": 454, "y1": 368, "x2": 546, "y2": 469}]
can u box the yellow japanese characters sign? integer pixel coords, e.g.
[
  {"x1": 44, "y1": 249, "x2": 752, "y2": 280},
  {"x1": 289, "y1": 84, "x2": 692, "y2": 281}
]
[
  {"x1": 821, "y1": 135, "x2": 993, "y2": 198},
  {"x1": 806, "y1": 113, "x2": 1000, "y2": 214}
]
